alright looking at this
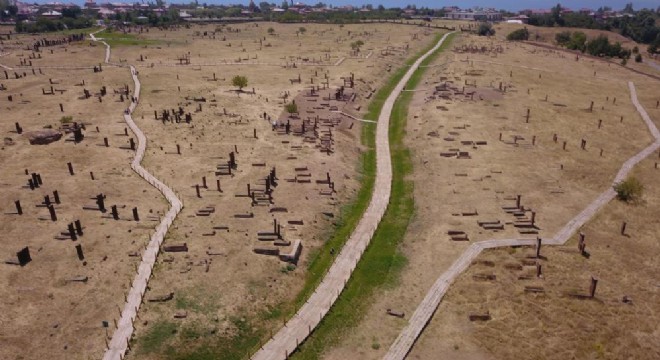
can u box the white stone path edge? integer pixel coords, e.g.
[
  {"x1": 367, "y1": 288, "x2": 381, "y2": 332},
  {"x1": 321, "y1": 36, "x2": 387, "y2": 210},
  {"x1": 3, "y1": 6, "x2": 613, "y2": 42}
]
[
  {"x1": 383, "y1": 81, "x2": 660, "y2": 360},
  {"x1": 251, "y1": 32, "x2": 456, "y2": 360},
  {"x1": 89, "y1": 30, "x2": 184, "y2": 360}
]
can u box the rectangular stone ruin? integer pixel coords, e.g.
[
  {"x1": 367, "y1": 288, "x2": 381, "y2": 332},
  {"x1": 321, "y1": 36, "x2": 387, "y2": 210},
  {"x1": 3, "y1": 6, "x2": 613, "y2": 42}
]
[
  {"x1": 447, "y1": 230, "x2": 468, "y2": 241},
  {"x1": 195, "y1": 205, "x2": 215, "y2": 217},
  {"x1": 163, "y1": 243, "x2": 188, "y2": 252},
  {"x1": 472, "y1": 273, "x2": 496, "y2": 281},
  {"x1": 478, "y1": 220, "x2": 504, "y2": 230},
  {"x1": 278, "y1": 239, "x2": 302, "y2": 263},
  {"x1": 524, "y1": 286, "x2": 545, "y2": 293},
  {"x1": 253, "y1": 247, "x2": 280, "y2": 256},
  {"x1": 386, "y1": 309, "x2": 405, "y2": 318},
  {"x1": 468, "y1": 311, "x2": 491, "y2": 321}
]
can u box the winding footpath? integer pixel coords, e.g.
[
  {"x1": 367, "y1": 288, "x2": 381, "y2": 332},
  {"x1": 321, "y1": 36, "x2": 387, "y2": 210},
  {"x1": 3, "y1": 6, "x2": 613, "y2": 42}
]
[
  {"x1": 383, "y1": 81, "x2": 660, "y2": 360},
  {"x1": 251, "y1": 31, "x2": 455, "y2": 360},
  {"x1": 89, "y1": 31, "x2": 184, "y2": 360}
]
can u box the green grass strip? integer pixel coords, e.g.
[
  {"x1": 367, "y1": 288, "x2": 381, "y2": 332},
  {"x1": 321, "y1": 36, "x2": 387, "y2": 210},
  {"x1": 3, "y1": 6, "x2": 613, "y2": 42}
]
[
  {"x1": 95, "y1": 29, "x2": 162, "y2": 47},
  {"x1": 290, "y1": 31, "x2": 456, "y2": 360}
]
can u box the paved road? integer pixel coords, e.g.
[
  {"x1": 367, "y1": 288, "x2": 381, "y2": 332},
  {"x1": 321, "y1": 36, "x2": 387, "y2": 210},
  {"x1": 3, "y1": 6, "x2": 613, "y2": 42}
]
[
  {"x1": 251, "y1": 31, "x2": 455, "y2": 360},
  {"x1": 89, "y1": 31, "x2": 184, "y2": 360},
  {"x1": 383, "y1": 80, "x2": 660, "y2": 360}
]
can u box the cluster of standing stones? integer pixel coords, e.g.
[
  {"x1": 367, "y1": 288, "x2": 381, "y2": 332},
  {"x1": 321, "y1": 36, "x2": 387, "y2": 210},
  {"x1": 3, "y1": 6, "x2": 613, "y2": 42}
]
[
  {"x1": 6, "y1": 157, "x2": 146, "y2": 268},
  {"x1": 3, "y1": 24, "x2": 654, "y2": 360},
  {"x1": 149, "y1": 62, "x2": 358, "y2": 264},
  {"x1": 2, "y1": 33, "x2": 153, "y2": 269}
]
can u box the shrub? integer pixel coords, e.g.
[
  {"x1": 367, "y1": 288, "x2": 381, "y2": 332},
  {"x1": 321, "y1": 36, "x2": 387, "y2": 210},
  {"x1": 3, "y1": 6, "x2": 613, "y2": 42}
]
[
  {"x1": 555, "y1": 31, "x2": 571, "y2": 45},
  {"x1": 267, "y1": 27, "x2": 275, "y2": 34},
  {"x1": 567, "y1": 31, "x2": 587, "y2": 51},
  {"x1": 477, "y1": 22, "x2": 495, "y2": 36},
  {"x1": 614, "y1": 176, "x2": 643, "y2": 202},
  {"x1": 350, "y1": 40, "x2": 364, "y2": 51},
  {"x1": 285, "y1": 102, "x2": 298, "y2": 114},
  {"x1": 231, "y1": 75, "x2": 247, "y2": 90},
  {"x1": 507, "y1": 28, "x2": 529, "y2": 41},
  {"x1": 635, "y1": 53, "x2": 643, "y2": 62},
  {"x1": 59, "y1": 116, "x2": 73, "y2": 124}
]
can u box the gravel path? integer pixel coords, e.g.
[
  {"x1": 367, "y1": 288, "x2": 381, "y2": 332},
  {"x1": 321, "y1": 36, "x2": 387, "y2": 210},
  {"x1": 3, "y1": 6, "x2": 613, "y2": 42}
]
[
  {"x1": 383, "y1": 80, "x2": 660, "y2": 360},
  {"x1": 89, "y1": 30, "x2": 184, "y2": 360}
]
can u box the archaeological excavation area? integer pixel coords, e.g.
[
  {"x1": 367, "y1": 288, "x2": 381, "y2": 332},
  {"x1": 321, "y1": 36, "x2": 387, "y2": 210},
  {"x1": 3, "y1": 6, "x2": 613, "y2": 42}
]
[
  {"x1": 0, "y1": 22, "x2": 444, "y2": 360},
  {"x1": 1, "y1": 18, "x2": 659, "y2": 360},
  {"x1": 319, "y1": 24, "x2": 660, "y2": 360}
]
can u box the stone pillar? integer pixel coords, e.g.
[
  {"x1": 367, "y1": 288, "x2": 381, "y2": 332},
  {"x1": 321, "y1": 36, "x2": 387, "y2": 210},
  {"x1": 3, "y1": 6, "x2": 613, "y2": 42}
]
[{"x1": 589, "y1": 277, "x2": 598, "y2": 298}]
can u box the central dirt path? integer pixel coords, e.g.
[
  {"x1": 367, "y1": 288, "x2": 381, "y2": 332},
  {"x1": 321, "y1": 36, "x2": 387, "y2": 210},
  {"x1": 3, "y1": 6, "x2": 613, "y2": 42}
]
[
  {"x1": 251, "y1": 31, "x2": 455, "y2": 360},
  {"x1": 383, "y1": 81, "x2": 660, "y2": 360},
  {"x1": 89, "y1": 32, "x2": 184, "y2": 360}
]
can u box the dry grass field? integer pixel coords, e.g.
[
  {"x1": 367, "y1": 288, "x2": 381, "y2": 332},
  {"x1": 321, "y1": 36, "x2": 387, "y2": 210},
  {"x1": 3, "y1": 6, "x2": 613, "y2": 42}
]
[
  {"x1": 322, "y1": 31, "x2": 659, "y2": 360},
  {"x1": 492, "y1": 22, "x2": 660, "y2": 77},
  {"x1": 0, "y1": 22, "x2": 439, "y2": 360},
  {"x1": 0, "y1": 27, "x2": 169, "y2": 360},
  {"x1": 2, "y1": 20, "x2": 657, "y2": 360}
]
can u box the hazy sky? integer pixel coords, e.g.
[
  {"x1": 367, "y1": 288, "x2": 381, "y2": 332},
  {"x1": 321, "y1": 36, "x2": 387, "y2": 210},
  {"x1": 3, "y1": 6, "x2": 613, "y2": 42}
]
[{"x1": 31, "y1": 0, "x2": 660, "y2": 12}]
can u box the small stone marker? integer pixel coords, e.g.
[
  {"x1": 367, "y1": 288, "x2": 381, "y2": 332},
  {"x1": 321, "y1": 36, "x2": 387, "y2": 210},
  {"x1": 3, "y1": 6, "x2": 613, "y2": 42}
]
[
  {"x1": 16, "y1": 247, "x2": 31, "y2": 266},
  {"x1": 589, "y1": 276, "x2": 598, "y2": 298}
]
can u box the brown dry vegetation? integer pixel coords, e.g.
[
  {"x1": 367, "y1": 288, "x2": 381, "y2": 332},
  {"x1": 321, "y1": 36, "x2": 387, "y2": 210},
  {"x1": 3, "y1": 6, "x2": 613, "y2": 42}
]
[
  {"x1": 0, "y1": 22, "x2": 440, "y2": 360},
  {"x1": 0, "y1": 27, "x2": 170, "y2": 360},
  {"x1": 322, "y1": 30, "x2": 659, "y2": 360},
  {"x1": 409, "y1": 153, "x2": 660, "y2": 360}
]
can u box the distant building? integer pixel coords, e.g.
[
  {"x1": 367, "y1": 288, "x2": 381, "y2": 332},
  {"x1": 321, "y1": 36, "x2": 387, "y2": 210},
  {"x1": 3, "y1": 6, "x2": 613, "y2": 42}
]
[
  {"x1": 41, "y1": 10, "x2": 62, "y2": 18},
  {"x1": 508, "y1": 14, "x2": 529, "y2": 24},
  {"x1": 446, "y1": 9, "x2": 502, "y2": 21}
]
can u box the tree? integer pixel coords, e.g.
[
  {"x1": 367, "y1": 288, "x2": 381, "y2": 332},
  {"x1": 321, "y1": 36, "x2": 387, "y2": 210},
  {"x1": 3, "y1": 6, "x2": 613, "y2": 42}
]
[
  {"x1": 551, "y1": 3, "x2": 563, "y2": 26},
  {"x1": 555, "y1": 31, "x2": 571, "y2": 45},
  {"x1": 567, "y1": 31, "x2": 587, "y2": 51},
  {"x1": 7, "y1": 4, "x2": 18, "y2": 17},
  {"x1": 477, "y1": 23, "x2": 495, "y2": 36},
  {"x1": 350, "y1": 40, "x2": 364, "y2": 51},
  {"x1": 614, "y1": 176, "x2": 643, "y2": 202},
  {"x1": 62, "y1": 6, "x2": 82, "y2": 18},
  {"x1": 232, "y1": 75, "x2": 248, "y2": 91},
  {"x1": 507, "y1": 28, "x2": 529, "y2": 41},
  {"x1": 623, "y1": 3, "x2": 634, "y2": 14}
]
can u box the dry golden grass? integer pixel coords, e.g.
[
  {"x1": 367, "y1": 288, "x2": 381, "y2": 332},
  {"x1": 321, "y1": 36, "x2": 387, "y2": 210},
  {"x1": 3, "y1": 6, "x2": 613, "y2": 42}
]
[
  {"x1": 0, "y1": 22, "x2": 441, "y2": 360},
  {"x1": 1, "y1": 29, "x2": 168, "y2": 360},
  {"x1": 322, "y1": 32, "x2": 659, "y2": 360}
]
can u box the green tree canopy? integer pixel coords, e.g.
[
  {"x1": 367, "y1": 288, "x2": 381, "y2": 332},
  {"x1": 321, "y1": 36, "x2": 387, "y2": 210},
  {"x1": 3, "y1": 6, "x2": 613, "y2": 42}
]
[{"x1": 232, "y1": 75, "x2": 248, "y2": 90}]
